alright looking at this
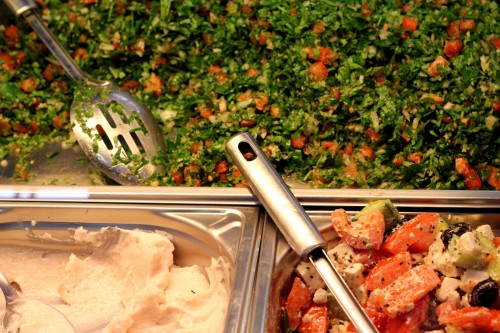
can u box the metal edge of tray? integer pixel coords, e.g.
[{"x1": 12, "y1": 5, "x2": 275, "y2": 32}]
[
  {"x1": 0, "y1": 201, "x2": 264, "y2": 333},
  {"x1": 0, "y1": 186, "x2": 499, "y2": 208},
  {"x1": 253, "y1": 206, "x2": 500, "y2": 333}
]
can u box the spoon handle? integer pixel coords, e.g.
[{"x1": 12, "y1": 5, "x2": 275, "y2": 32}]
[{"x1": 3, "y1": 0, "x2": 86, "y2": 82}]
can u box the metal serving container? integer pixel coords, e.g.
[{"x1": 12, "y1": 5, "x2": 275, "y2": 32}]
[
  {"x1": 251, "y1": 198, "x2": 500, "y2": 333},
  {"x1": 0, "y1": 200, "x2": 263, "y2": 333}
]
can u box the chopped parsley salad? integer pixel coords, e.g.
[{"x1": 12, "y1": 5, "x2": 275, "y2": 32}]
[
  {"x1": 0, "y1": 0, "x2": 499, "y2": 189},
  {"x1": 284, "y1": 200, "x2": 500, "y2": 333}
]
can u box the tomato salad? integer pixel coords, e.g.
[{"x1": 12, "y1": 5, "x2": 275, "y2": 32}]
[
  {"x1": 284, "y1": 200, "x2": 500, "y2": 333},
  {"x1": 0, "y1": 1, "x2": 499, "y2": 188}
]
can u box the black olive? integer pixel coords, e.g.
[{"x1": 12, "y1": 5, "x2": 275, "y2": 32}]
[
  {"x1": 441, "y1": 222, "x2": 472, "y2": 247},
  {"x1": 468, "y1": 278, "x2": 499, "y2": 307}
]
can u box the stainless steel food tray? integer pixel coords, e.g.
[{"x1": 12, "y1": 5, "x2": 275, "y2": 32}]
[
  {"x1": 0, "y1": 201, "x2": 263, "y2": 333},
  {"x1": 252, "y1": 204, "x2": 500, "y2": 333}
]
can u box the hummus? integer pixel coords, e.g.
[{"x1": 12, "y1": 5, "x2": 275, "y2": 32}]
[{"x1": 0, "y1": 227, "x2": 231, "y2": 333}]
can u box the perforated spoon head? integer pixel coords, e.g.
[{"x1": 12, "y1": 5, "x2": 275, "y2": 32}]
[{"x1": 70, "y1": 80, "x2": 165, "y2": 185}]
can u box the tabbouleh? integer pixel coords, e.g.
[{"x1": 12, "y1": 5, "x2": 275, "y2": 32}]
[{"x1": 0, "y1": 0, "x2": 499, "y2": 189}]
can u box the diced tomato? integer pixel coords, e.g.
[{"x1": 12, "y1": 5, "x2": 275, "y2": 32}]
[
  {"x1": 401, "y1": 17, "x2": 418, "y2": 32},
  {"x1": 428, "y1": 56, "x2": 449, "y2": 77},
  {"x1": 447, "y1": 21, "x2": 460, "y2": 38},
  {"x1": 0, "y1": 52, "x2": 17, "y2": 72},
  {"x1": 367, "y1": 264, "x2": 440, "y2": 318},
  {"x1": 464, "y1": 167, "x2": 482, "y2": 190},
  {"x1": 312, "y1": 22, "x2": 326, "y2": 35},
  {"x1": 285, "y1": 277, "x2": 313, "y2": 330},
  {"x1": 492, "y1": 236, "x2": 500, "y2": 248},
  {"x1": 361, "y1": 144, "x2": 375, "y2": 160},
  {"x1": 318, "y1": 46, "x2": 338, "y2": 66},
  {"x1": 307, "y1": 62, "x2": 328, "y2": 82},
  {"x1": 291, "y1": 135, "x2": 307, "y2": 149},
  {"x1": 459, "y1": 19, "x2": 476, "y2": 35},
  {"x1": 364, "y1": 252, "x2": 412, "y2": 291},
  {"x1": 444, "y1": 39, "x2": 463, "y2": 58},
  {"x1": 365, "y1": 128, "x2": 381, "y2": 141},
  {"x1": 331, "y1": 209, "x2": 385, "y2": 250},
  {"x1": 214, "y1": 160, "x2": 229, "y2": 174},
  {"x1": 296, "y1": 304, "x2": 329, "y2": 333},
  {"x1": 381, "y1": 213, "x2": 439, "y2": 254},
  {"x1": 455, "y1": 157, "x2": 470, "y2": 175},
  {"x1": 492, "y1": 36, "x2": 500, "y2": 50},
  {"x1": 361, "y1": 3, "x2": 372, "y2": 18},
  {"x1": 385, "y1": 295, "x2": 430, "y2": 333}
]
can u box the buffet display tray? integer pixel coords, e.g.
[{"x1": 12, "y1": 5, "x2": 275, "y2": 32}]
[
  {"x1": 252, "y1": 201, "x2": 500, "y2": 333},
  {"x1": 0, "y1": 186, "x2": 498, "y2": 332},
  {"x1": 0, "y1": 200, "x2": 263, "y2": 333}
]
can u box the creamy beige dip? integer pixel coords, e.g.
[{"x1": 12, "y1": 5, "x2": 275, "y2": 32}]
[{"x1": 0, "y1": 227, "x2": 231, "y2": 333}]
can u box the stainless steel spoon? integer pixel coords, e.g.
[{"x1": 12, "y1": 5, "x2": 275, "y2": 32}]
[
  {"x1": 0, "y1": 269, "x2": 75, "y2": 333},
  {"x1": 3, "y1": 0, "x2": 165, "y2": 185},
  {"x1": 226, "y1": 132, "x2": 379, "y2": 333}
]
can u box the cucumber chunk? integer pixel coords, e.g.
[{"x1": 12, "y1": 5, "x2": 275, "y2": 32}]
[{"x1": 353, "y1": 199, "x2": 401, "y2": 228}]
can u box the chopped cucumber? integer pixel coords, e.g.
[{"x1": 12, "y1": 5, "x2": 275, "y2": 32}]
[
  {"x1": 448, "y1": 231, "x2": 495, "y2": 269},
  {"x1": 353, "y1": 199, "x2": 401, "y2": 228},
  {"x1": 487, "y1": 249, "x2": 500, "y2": 282}
]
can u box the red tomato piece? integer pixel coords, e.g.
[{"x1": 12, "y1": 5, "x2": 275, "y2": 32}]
[
  {"x1": 367, "y1": 264, "x2": 440, "y2": 318},
  {"x1": 385, "y1": 295, "x2": 430, "y2": 333},
  {"x1": 447, "y1": 21, "x2": 460, "y2": 38},
  {"x1": 364, "y1": 252, "x2": 412, "y2": 291},
  {"x1": 381, "y1": 213, "x2": 439, "y2": 254},
  {"x1": 291, "y1": 135, "x2": 307, "y2": 149},
  {"x1": 285, "y1": 277, "x2": 313, "y2": 330},
  {"x1": 459, "y1": 19, "x2": 476, "y2": 35},
  {"x1": 464, "y1": 167, "x2": 482, "y2": 190},
  {"x1": 331, "y1": 209, "x2": 385, "y2": 250},
  {"x1": 444, "y1": 39, "x2": 463, "y2": 58},
  {"x1": 297, "y1": 304, "x2": 329, "y2": 333},
  {"x1": 307, "y1": 61, "x2": 328, "y2": 82},
  {"x1": 428, "y1": 56, "x2": 449, "y2": 77},
  {"x1": 401, "y1": 17, "x2": 418, "y2": 32}
]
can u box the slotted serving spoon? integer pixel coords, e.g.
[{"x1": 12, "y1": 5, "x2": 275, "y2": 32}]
[
  {"x1": 0, "y1": 269, "x2": 75, "y2": 333},
  {"x1": 226, "y1": 132, "x2": 379, "y2": 333},
  {"x1": 4, "y1": 0, "x2": 165, "y2": 185}
]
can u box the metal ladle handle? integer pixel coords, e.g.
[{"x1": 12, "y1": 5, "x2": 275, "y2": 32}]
[
  {"x1": 3, "y1": 0, "x2": 86, "y2": 82},
  {"x1": 226, "y1": 132, "x2": 325, "y2": 258}
]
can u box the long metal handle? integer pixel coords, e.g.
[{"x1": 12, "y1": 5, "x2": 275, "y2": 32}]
[
  {"x1": 226, "y1": 132, "x2": 325, "y2": 258},
  {"x1": 3, "y1": 0, "x2": 86, "y2": 82}
]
